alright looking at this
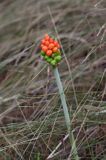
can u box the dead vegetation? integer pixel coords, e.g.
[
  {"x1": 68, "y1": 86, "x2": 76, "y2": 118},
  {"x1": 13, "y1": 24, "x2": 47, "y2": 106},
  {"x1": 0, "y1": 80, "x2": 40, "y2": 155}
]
[{"x1": 0, "y1": 0, "x2": 106, "y2": 159}]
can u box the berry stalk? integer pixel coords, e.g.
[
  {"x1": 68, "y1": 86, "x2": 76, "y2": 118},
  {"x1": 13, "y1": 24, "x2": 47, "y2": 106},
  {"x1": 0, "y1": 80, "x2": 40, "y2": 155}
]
[{"x1": 53, "y1": 67, "x2": 79, "y2": 160}]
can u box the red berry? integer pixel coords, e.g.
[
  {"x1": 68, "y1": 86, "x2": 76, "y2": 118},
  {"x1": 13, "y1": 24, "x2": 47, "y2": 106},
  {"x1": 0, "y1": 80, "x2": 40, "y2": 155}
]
[
  {"x1": 57, "y1": 43, "x2": 60, "y2": 48},
  {"x1": 46, "y1": 50, "x2": 52, "y2": 56},
  {"x1": 54, "y1": 41, "x2": 58, "y2": 45},
  {"x1": 49, "y1": 38, "x2": 54, "y2": 43},
  {"x1": 41, "y1": 43, "x2": 46, "y2": 48},
  {"x1": 42, "y1": 46, "x2": 48, "y2": 52},
  {"x1": 41, "y1": 39, "x2": 46, "y2": 44},
  {"x1": 45, "y1": 34, "x2": 50, "y2": 40},
  {"x1": 45, "y1": 40, "x2": 50, "y2": 46},
  {"x1": 41, "y1": 44, "x2": 44, "y2": 48},
  {"x1": 48, "y1": 43, "x2": 54, "y2": 49}
]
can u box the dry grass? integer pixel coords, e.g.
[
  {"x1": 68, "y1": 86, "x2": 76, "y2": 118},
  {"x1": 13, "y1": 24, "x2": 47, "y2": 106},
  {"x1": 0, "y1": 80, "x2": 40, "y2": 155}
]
[{"x1": 0, "y1": 0, "x2": 106, "y2": 159}]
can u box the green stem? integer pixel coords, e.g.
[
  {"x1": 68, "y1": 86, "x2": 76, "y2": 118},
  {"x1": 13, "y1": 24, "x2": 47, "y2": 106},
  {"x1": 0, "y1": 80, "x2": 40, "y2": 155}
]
[{"x1": 53, "y1": 67, "x2": 79, "y2": 160}]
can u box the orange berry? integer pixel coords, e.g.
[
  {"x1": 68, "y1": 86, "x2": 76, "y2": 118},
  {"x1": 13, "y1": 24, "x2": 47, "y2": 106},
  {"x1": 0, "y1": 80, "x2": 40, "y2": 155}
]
[
  {"x1": 45, "y1": 40, "x2": 50, "y2": 46},
  {"x1": 41, "y1": 44, "x2": 43, "y2": 47},
  {"x1": 48, "y1": 43, "x2": 54, "y2": 49},
  {"x1": 54, "y1": 41, "x2": 59, "y2": 47},
  {"x1": 41, "y1": 39, "x2": 46, "y2": 44},
  {"x1": 53, "y1": 47, "x2": 58, "y2": 52},
  {"x1": 46, "y1": 50, "x2": 52, "y2": 56},
  {"x1": 49, "y1": 38, "x2": 54, "y2": 43},
  {"x1": 57, "y1": 43, "x2": 60, "y2": 48},
  {"x1": 45, "y1": 34, "x2": 50, "y2": 40},
  {"x1": 42, "y1": 46, "x2": 48, "y2": 52},
  {"x1": 41, "y1": 44, "x2": 44, "y2": 49}
]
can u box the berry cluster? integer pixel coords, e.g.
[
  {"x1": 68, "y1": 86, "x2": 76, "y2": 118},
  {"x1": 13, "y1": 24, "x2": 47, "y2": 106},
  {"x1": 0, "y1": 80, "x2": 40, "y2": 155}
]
[{"x1": 40, "y1": 34, "x2": 62, "y2": 66}]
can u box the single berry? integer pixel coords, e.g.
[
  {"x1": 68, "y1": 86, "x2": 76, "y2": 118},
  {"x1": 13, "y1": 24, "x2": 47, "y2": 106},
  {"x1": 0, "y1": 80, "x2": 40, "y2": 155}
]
[
  {"x1": 41, "y1": 39, "x2": 46, "y2": 44},
  {"x1": 48, "y1": 43, "x2": 54, "y2": 49},
  {"x1": 54, "y1": 55, "x2": 61, "y2": 62},
  {"x1": 53, "y1": 47, "x2": 58, "y2": 52},
  {"x1": 46, "y1": 57, "x2": 52, "y2": 63},
  {"x1": 45, "y1": 34, "x2": 50, "y2": 40},
  {"x1": 51, "y1": 60, "x2": 56, "y2": 66},
  {"x1": 54, "y1": 41, "x2": 59, "y2": 46},
  {"x1": 45, "y1": 40, "x2": 49, "y2": 46},
  {"x1": 46, "y1": 50, "x2": 52, "y2": 56},
  {"x1": 41, "y1": 44, "x2": 44, "y2": 48},
  {"x1": 57, "y1": 43, "x2": 60, "y2": 48},
  {"x1": 49, "y1": 38, "x2": 54, "y2": 43},
  {"x1": 42, "y1": 46, "x2": 48, "y2": 52}
]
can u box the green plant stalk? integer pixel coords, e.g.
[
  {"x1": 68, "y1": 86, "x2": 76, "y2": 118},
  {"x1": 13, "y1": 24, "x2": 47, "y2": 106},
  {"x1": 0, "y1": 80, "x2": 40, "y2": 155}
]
[{"x1": 53, "y1": 67, "x2": 79, "y2": 160}]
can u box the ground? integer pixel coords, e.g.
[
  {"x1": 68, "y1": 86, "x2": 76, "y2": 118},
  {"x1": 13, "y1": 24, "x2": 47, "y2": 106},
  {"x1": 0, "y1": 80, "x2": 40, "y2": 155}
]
[{"x1": 0, "y1": 0, "x2": 106, "y2": 159}]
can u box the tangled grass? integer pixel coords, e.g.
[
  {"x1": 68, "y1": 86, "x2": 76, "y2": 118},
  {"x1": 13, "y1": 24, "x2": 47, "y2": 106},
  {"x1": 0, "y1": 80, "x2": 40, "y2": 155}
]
[{"x1": 0, "y1": 0, "x2": 106, "y2": 159}]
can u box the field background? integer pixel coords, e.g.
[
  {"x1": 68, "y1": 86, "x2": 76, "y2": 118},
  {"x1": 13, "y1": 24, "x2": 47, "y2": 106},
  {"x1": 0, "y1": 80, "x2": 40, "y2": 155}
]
[{"x1": 0, "y1": 0, "x2": 106, "y2": 159}]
